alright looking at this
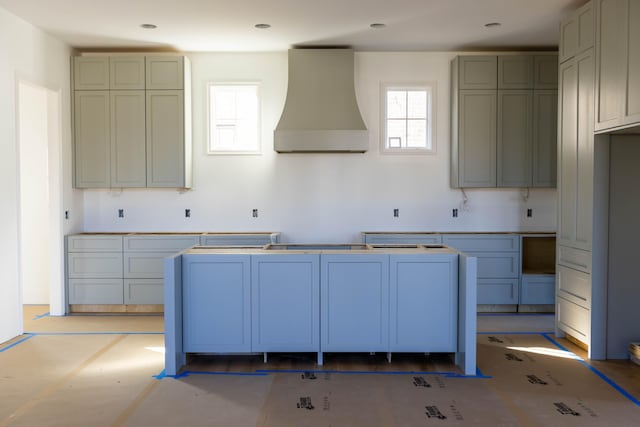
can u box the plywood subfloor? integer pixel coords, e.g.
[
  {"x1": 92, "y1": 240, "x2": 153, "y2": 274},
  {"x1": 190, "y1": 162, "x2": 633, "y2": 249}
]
[{"x1": 1, "y1": 307, "x2": 639, "y2": 426}]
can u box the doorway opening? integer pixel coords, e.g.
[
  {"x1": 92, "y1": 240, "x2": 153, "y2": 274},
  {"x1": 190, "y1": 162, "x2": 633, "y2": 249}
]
[{"x1": 17, "y1": 80, "x2": 64, "y2": 326}]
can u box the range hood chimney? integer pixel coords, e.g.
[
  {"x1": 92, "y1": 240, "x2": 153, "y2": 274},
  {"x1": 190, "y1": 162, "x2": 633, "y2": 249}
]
[{"x1": 274, "y1": 48, "x2": 368, "y2": 153}]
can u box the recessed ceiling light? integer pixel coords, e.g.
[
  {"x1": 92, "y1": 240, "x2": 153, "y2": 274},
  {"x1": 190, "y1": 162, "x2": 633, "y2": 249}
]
[
  {"x1": 370, "y1": 23, "x2": 386, "y2": 29},
  {"x1": 255, "y1": 23, "x2": 271, "y2": 29},
  {"x1": 484, "y1": 22, "x2": 501, "y2": 28},
  {"x1": 140, "y1": 24, "x2": 157, "y2": 29}
]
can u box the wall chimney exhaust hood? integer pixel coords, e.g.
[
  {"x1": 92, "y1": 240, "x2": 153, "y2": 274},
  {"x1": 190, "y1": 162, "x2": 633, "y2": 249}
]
[{"x1": 274, "y1": 48, "x2": 368, "y2": 153}]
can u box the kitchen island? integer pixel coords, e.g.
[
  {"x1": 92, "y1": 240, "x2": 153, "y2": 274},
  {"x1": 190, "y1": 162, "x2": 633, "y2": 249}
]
[{"x1": 164, "y1": 244, "x2": 477, "y2": 375}]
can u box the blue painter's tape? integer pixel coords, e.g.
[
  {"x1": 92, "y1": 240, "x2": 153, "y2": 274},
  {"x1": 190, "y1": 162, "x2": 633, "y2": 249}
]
[
  {"x1": 153, "y1": 369, "x2": 166, "y2": 380},
  {"x1": 478, "y1": 313, "x2": 554, "y2": 317},
  {"x1": 0, "y1": 334, "x2": 35, "y2": 353},
  {"x1": 163, "y1": 370, "x2": 269, "y2": 379},
  {"x1": 478, "y1": 331, "x2": 555, "y2": 335},
  {"x1": 542, "y1": 333, "x2": 640, "y2": 408},
  {"x1": 32, "y1": 312, "x2": 50, "y2": 320}
]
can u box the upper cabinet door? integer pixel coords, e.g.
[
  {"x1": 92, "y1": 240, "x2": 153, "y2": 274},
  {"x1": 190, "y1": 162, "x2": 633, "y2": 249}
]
[
  {"x1": 146, "y1": 90, "x2": 185, "y2": 187},
  {"x1": 74, "y1": 57, "x2": 109, "y2": 90},
  {"x1": 458, "y1": 90, "x2": 497, "y2": 187},
  {"x1": 74, "y1": 91, "x2": 110, "y2": 188},
  {"x1": 595, "y1": 0, "x2": 627, "y2": 131},
  {"x1": 145, "y1": 57, "x2": 184, "y2": 90},
  {"x1": 559, "y1": 1, "x2": 595, "y2": 63},
  {"x1": 625, "y1": 0, "x2": 640, "y2": 124},
  {"x1": 110, "y1": 57, "x2": 145, "y2": 90},
  {"x1": 497, "y1": 90, "x2": 532, "y2": 187},
  {"x1": 532, "y1": 90, "x2": 558, "y2": 187},
  {"x1": 534, "y1": 55, "x2": 559, "y2": 89},
  {"x1": 458, "y1": 56, "x2": 497, "y2": 90},
  {"x1": 110, "y1": 90, "x2": 146, "y2": 187},
  {"x1": 498, "y1": 55, "x2": 533, "y2": 89}
]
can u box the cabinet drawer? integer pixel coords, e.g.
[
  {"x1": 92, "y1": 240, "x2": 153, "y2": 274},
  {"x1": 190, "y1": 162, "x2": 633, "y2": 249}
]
[
  {"x1": 67, "y1": 235, "x2": 123, "y2": 252},
  {"x1": 557, "y1": 296, "x2": 590, "y2": 341},
  {"x1": 124, "y1": 252, "x2": 175, "y2": 278},
  {"x1": 443, "y1": 235, "x2": 519, "y2": 252},
  {"x1": 362, "y1": 233, "x2": 443, "y2": 245},
  {"x1": 200, "y1": 234, "x2": 274, "y2": 246},
  {"x1": 557, "y1": 245, "x2": 591, "y2": 273},
  {"x1": 68, "y1": 278, "x2": 123, "y2": 304},
  {"x1": 124, "y1": 235, "x2": 200, "y2": 252},
  {"x1": 557, "y1": 265, "x2": 590, "y2": 307},
  {"x1": 477, "y1": 278, "x2": 519, "y2": 304},
  {"x1": 124, "y1": 279, "x2": 163, "y2": 304},
  {"x1": 473, "y1": 252, "x2": 520, "y2": 278},
  {"x1": 67, "y1": 252, "x2": 123, "y2": 278},
  {"x1": 520, "y1": 274, "x2": 555, "y2": 305}
]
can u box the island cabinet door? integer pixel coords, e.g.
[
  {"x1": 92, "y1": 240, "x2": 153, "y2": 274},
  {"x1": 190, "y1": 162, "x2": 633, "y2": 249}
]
[
  {"x1": 250, "y1": 254, "x2": 320, "y2": 352},
  {"x1": 321, "y1": 254, "x2": 389, "y2": 352},
  {"x1": 389, "y1": 254, "x2": 458, "y2": 352},
  {"x1": 182, "y1": 254, "x2": 251, "y2": 353}
]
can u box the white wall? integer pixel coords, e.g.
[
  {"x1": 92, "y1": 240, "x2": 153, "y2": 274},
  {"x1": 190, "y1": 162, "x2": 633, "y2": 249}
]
[
  {"x1": 0, "y1": 6, "x2": 77, "y2": 344},
  {"x1": 83, "y1": 51, "x2": 556, "y2": 242},
  {"x1": 18, "y1": 82, "x2": 50, "y2": 304}
]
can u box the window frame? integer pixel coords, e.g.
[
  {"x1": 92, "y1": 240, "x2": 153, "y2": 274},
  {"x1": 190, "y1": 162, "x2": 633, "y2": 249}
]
[
  {"x1": 380, "y1": 82, "x2": 436, "y2": 155},
  {"x1": 207, "y1": 81, "x2": 262, "y2": 155}
]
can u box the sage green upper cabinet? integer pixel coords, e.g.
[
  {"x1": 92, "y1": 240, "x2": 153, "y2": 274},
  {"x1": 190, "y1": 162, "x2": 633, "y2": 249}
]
[
  {"x1": 73, "y1": 57, "x2": 109, "y2": 90},
  {"x1": 451, "y1": 53, "x2": 557, "y2": 188},
  {"x1": 456, "y1": 90, "x2": 497, "y2": 187},
  {"x1": 146, "y1": 57, "x2": 184, "y2": 90},
  {"x1": 534, "y1": 55, "x2": 559, "y2": 89},
  {"x1": 146, "y1": 90, "x2": 186, "y2": 188},
  {"x1": 497, "y1": 90, "x2": 532, "y2": 187},
  {"x1": 559, "y1": 1, "x2": 595, "y2": 63},
  {"x1": 595, "y1": 0, "x2": 640, "y2": 132},
  {"x1": 72, "y1": 55, "x2": 192, "y2": 189},
  {"x1": 110, "y1": 91, "x2": 146, "y2": 187},
  {"x1": 532, "y1": 90, "x2": 558, "y2": 187},
  {"x1": 498, "y1": 55, "x2": 533, "y2": 89},
  {"x1": 457, "y1": 56, "x2": 497, "y2": 89},
  {"x1": 109, "y1": 57, "x2": 145, "y2": 90},
  {"x1": 74, "y1": 91, "x2": 110, "y2": 188}
]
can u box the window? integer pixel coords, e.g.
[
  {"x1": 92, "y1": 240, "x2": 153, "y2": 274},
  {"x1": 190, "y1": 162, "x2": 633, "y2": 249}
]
[
  {"x1": 382, "y1": 84, "x2": 434, "y2": 153},
  {"x1": 208, "y1": 83, "x2": 260, "y2": 154}
]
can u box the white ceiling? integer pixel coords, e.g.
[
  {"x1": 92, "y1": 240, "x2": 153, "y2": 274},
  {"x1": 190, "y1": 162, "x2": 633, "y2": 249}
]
[{"x1": 0, "y1": 0, "x2": 586, "y2": 52}]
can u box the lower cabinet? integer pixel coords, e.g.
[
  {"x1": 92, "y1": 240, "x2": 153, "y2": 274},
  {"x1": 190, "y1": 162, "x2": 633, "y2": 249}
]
[
  {"x1": 178, "y1": 252, "x2": 459, "y2": 355},
  {"x1": 520, "y1": 274, "x2": 555, "y2": 305},
  {"x1": 389, "y1": 254, "x2": 458, "y2": 352},
  {"x1": 182, "y1": 254, "x2": 251, "y2": 353},
  {"x1": 124, "y1": 278, "x2": 164, "y2": 304},
  {"x1": 68, "y1": 278, "x2": 123, "y2": 304},
  {"x1": 251, "y1": 254, "x2": 320, "y2": 352},
  {"x1": 321, "y1": 254, "x2": 389, "y2": 352}
]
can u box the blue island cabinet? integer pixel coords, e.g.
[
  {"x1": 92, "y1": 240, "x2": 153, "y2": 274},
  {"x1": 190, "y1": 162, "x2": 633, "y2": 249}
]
[
  {"x1": 321, "y1": 254, "x2": 389, "y2": 353},
  {"x1": 390, "y1": 254, "x2": 458, "y2": 352},
  {"x1": 251, "y1": 254, "x2": 320, "y2": 353},
  {"x1": 182, "y1": 254, "x2": 251, "y2": 353}
]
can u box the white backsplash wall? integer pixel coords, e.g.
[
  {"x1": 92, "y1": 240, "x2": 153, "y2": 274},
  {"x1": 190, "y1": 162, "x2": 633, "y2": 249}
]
[{"x1": 83, "y1": 52, "x2": 557, "y2": 242}]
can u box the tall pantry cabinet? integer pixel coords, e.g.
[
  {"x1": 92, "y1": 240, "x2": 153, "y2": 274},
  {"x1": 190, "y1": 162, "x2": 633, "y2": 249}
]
[
  {"x1": 72, "y1": 55, "x2": 192, "y2": 188},
  {"x1": 556, "y1": 0, "x2": 612, "y2": 360}
]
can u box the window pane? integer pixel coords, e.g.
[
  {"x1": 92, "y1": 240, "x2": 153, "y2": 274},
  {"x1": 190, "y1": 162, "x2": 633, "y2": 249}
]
[
  {"x1": 387, "y1": 119, "x2": 406, "y2": 148},
  {"x1": 209, "y1": 84, "x2": 260, "y2": 152},
  {"x1": 407, "y1": 119, "x2": 427, "y2": 148},
  {"x1": 387, "y1": 90, "x2": 406, "y2": 119},
  {"x1": 407, "y1": 91, "x2": 427, "y2": 119}
]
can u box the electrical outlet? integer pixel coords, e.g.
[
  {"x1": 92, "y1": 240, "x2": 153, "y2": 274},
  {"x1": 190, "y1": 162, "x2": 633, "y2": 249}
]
[
  {"x1": 252, "y1": 209, "x2": 258, "y2": 218},
  {"x1": 452, "y1": 208, "x2": 458, "y2": 218},
  {"x1": 118, "y1": 209, "x2": 124, "y2": 218},
  {"x1": 393, "y1": 208, "x2": 399, "y2": 217},
  {"x1": 64, "y1": 210, "x2": 69, "y2": 220},
  {"x1": 527, "y1": 208, "x2": 532, "y2": 218},
  {"x1": 185, "y1": 209, "x2": 191, "y2": 218}
]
